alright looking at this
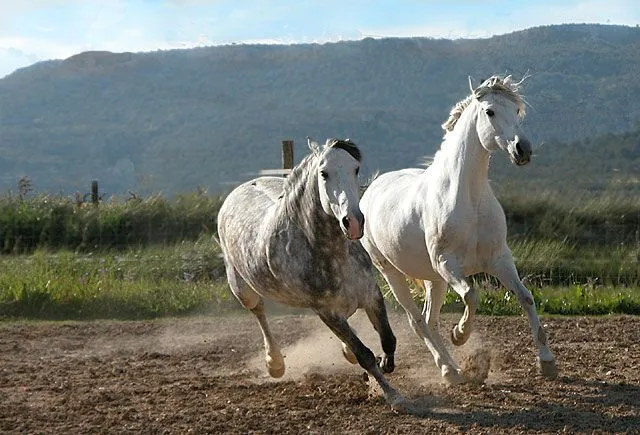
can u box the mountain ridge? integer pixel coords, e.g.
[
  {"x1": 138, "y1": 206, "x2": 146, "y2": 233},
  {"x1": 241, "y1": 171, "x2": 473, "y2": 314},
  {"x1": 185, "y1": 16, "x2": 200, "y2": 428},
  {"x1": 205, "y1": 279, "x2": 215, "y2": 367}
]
[{"x1": 0, "y1": 23, "x2": 639, "y2": 195}]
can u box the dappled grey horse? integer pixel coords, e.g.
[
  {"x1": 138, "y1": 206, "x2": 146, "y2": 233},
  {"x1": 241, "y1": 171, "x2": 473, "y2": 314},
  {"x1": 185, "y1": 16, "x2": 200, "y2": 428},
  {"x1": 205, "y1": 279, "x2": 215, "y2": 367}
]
[{"x1": 217, "y1": 137, "x2": 411, "y2": 411}]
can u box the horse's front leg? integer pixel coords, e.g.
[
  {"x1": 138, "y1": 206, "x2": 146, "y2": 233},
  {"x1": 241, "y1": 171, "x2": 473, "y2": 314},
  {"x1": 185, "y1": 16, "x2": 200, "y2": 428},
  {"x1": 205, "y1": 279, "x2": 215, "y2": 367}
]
[
  {"x1": 489, "y1": 252, "x2": 558, "y2": 379},
  {"x1": 435, "y1": 254, "x2": 480, "y2": 347},
  {"x1": 316, "y1": 310, "x2": 413, "y2": 414},
  {"x1": 363, "y1": 286, "x2": 396, "y2": 373}
]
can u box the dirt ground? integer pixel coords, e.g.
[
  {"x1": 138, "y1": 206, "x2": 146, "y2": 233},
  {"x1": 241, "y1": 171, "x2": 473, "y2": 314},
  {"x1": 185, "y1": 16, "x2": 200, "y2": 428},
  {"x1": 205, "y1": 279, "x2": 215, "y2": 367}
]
[{"x1": 1, "y1": 308, "x2": 639, "y2": 434}]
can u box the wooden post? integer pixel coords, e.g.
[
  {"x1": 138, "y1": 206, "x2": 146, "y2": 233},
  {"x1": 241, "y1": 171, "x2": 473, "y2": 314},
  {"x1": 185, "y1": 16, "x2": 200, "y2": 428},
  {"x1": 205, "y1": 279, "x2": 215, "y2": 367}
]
[
  {"x1": 91, "y1": 180, "x2": 99, "y2": 205},
  {"x1": 281, "y1": 140, "x2": 294, "y2": 177}
]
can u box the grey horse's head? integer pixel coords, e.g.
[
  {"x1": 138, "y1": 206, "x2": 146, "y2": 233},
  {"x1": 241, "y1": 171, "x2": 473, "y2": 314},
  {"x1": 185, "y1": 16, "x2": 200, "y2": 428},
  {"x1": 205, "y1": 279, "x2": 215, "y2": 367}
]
[{"x1": 308, "y1": 137, "x2": 364, "y2": 240}]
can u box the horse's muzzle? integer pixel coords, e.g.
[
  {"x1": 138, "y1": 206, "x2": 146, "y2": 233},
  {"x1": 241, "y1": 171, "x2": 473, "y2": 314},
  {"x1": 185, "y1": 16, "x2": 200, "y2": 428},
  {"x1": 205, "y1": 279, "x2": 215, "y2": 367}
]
[
  {"x1": 341, "y1": 211, "x2": 365, "y2": 240},
  {"x1": 509, "y1": 136, "x2": 532, "y2": 166}
]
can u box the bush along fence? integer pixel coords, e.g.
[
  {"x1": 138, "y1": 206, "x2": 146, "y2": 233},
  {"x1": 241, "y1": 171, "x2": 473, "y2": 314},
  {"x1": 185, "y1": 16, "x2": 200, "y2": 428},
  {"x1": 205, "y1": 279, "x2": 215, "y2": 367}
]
[{"x1": 0, "y1": 190, "x2": 224, "y2": 253}]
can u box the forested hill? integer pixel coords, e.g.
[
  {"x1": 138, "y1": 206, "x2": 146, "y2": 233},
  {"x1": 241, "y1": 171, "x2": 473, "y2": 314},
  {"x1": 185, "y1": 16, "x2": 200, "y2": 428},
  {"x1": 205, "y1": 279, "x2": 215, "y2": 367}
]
[{"x1": 0, "y1": 23, "x2": 639, "y2": 196}]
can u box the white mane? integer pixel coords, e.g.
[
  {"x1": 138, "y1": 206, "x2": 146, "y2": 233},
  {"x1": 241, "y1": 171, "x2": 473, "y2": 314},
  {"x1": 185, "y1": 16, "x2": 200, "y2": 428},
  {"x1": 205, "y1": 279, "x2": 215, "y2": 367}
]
[{"x1": 441, "y1": 75, "x2": 528, "y2": 134}]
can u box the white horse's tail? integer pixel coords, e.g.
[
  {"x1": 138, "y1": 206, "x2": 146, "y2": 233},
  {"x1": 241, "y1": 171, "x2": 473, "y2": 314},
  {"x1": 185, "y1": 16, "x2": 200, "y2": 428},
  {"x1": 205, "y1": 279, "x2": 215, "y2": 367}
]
[{"x1": 360, "y1": 170, "x2": 380, "y2": 195}]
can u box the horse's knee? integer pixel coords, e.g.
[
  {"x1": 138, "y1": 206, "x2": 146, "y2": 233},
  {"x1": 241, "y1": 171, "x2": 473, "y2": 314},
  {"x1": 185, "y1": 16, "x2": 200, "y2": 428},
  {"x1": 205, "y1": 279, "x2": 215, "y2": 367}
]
[
  {"x1": 352, "y1": 345, "x2": 378, "y2": 371},
  {"x1": 341, "y1": 343, "x2": 358, "y2": 365},
  {"x1": 231, "y1": 285, "x2": 261, "y2": 310},
  {"x1": 518, "y1": 289, "x2": 535, "y2": 307}
]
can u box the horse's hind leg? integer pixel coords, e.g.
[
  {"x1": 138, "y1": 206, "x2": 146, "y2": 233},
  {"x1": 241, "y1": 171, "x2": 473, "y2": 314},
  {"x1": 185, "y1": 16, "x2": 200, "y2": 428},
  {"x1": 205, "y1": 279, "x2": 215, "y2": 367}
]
[
  {"x1": 420, "y1": 279, "x2": 450, "y2": 354},
  {"x1": 379, "y1": 268, "x2": 462, "y2": 384},
  {"x1": 363, "y1": 288, "x2": 396, "y2": 373},
  {"x1": 316, "y1": 311, "x2": 408, "y2": 411},
  {"x1": 225, "y1": 265, "x2": 285, "y2": 378},
  {"x1": 434, "y1": 254, "x2": 480, "y2": 347},
  {"x1": 250, "y1": 299, "x2": 286, "y2": 378}
]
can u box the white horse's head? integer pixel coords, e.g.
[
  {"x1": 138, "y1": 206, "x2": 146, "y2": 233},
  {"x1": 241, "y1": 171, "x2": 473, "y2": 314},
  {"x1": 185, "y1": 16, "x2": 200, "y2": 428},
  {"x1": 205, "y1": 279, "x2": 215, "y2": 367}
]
[
  {"x1": 465, "y1": 75, "x2": 532, "y2": 166},
  {"x1": 308, "y1": 137, "x2": 364, "y2": 240}
]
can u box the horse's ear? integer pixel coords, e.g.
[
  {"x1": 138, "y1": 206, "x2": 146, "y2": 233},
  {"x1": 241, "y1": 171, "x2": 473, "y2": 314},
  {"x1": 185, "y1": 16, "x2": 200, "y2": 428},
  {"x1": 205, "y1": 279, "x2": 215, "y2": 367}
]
[
  {"x1": 468, "y1": 76, "x2": 476, "y2": 93},
  {"x1": 307, "y1": 136, "x2": 320, "y2": 153},
  {"x1": 503, "y1": 75, "x2": 513, "y2": 86}
]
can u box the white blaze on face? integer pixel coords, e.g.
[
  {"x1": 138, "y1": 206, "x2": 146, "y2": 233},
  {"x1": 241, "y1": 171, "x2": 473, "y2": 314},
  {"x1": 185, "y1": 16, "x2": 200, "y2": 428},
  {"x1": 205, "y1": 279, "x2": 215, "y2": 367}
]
[{"x1": 318, "y1": 147, "x2": 362, "y2": 239}]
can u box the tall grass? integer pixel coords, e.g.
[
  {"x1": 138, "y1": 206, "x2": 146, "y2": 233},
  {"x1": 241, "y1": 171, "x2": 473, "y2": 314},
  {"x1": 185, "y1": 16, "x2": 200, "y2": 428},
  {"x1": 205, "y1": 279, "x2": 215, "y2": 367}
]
[
  {"x1": 0, "y1": 237, "x2": 233, "y2": 319},
  {"x1": 500, "y1": 189, "x2": 640, "y2": 248},
  {"x1": 3, "y1": 243, "x2": 638, "y2": 320},
  {"x1": 0, "y1": 191, "x2": 223, "y2": 253},
  {"x1": 0, "y1": 188, "x2": 638, "y2": 319}
]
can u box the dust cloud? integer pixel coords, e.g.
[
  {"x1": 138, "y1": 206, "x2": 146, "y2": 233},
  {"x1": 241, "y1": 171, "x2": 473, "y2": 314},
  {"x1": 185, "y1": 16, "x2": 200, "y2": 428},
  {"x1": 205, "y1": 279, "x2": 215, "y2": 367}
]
[{"x1": 246, "y1": 310, "x2": 384, "y2": 382}]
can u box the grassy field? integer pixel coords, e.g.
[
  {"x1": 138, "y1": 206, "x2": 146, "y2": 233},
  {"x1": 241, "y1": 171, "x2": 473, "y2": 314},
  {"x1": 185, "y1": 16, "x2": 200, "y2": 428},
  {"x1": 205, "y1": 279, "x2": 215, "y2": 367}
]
[
  {"x1": 0, "y1": 238, "x2": 638, "y2": 320},
  {"x1": 0, "y1": 238, "x2": 233, "y2": 319},
  {"x1": 0, "y1": 189, "x2": 638, "y2": 319}
]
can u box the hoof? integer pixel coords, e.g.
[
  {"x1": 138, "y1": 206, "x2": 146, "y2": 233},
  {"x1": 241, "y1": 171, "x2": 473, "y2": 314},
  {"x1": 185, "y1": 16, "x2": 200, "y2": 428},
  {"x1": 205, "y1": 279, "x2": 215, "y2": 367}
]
[
  {"x1": 378, "y1": 355, "x2": 395, "y2": 374},
  {"x1": 342, "y1": 346, "x2": 358, "y2": 365},
  {"x1": 538, "y1": 358, "x2": 559, "y2": 379},
  {"x1": 267, "y1": 354, "x2": 285, "y2": 378},
  {"x1": 390, "y1": 397, "x2": 421, "y2": 416},
  {"x1": 450, "y1": 325, "x2": 469, "y2": 346},
  {"x1": 268, "y1": 364, "x2": 285, "y2": 378},
  {"x1": 442, "y1": 365, "x2": 464, "y2": 385}
]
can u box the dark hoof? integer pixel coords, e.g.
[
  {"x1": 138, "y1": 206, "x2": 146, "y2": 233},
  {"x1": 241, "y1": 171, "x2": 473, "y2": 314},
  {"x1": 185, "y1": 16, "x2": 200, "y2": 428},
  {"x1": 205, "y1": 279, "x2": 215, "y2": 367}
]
[
  {"x1": 378, "y1": 355, "x2": 395, "y2": 374},
  {"x1": 450, "y1": 325, "x2": 468, "y2": 346},
  {"x1": 539, "y1": 358, "x2": 559, "y2": 379}
]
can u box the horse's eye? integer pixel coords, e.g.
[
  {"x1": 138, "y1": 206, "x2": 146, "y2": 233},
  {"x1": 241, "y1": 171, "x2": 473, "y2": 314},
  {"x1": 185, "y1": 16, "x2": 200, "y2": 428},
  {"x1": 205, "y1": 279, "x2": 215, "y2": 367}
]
[
  {"x1": 485, "y1": 109, "x2": 495, "y2": 117},
  {"x1": 355, "y1": 167, "x2": 360, "y2": 176},
  {"x1": 320, "y1": 171, "x2": 329, "y2": 180}
]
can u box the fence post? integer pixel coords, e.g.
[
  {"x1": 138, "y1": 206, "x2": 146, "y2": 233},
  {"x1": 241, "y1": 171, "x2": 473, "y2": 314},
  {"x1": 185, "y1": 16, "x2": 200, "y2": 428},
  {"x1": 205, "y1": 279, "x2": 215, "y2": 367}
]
[
  {"x1": 91, "y1": 180, "x2": 99, "y2": 205},
  {"x1": 281, "y1": 140, "x2": 294, "y2": 177}
]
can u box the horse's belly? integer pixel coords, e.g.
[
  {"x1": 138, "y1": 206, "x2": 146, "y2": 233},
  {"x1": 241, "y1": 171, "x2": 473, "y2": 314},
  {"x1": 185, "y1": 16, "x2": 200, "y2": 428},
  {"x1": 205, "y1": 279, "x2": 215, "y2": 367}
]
[
  {"x1": 370, "y1": 230, "x2": 439, "y2": 280},
  {"x1": 391, "y1": 249, "x2": 440, "y2": 280}
]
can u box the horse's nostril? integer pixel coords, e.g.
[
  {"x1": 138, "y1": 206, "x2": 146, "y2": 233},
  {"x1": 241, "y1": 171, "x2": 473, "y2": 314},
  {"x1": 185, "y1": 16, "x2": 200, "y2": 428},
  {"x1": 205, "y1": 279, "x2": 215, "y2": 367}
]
[
  {"x1": 342, "y1": 216, "x2": 350, "y2": 230},
  {"x1": 516, "y1": 142, "x2": 523, "y2": 156}
]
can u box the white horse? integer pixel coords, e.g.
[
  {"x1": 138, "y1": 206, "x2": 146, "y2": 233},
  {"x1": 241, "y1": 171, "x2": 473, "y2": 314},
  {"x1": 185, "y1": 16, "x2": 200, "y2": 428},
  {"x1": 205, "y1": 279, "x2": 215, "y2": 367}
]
[
  {"x1": 218, "y1": 138, "x2": 412, "y2": 412},
  {"x1": 359, "y1": 75, "x2": 558, "y2": 384}
]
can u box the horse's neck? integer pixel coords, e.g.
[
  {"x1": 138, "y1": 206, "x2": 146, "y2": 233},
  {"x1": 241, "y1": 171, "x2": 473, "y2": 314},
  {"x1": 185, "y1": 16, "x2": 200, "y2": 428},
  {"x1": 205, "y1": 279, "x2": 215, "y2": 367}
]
[
  {"x1": 430, "y1": 109, "x2": 491, "y2": 202},
  {"x1": 282, "y1": 169, "x2": 346, "y2": 255}
]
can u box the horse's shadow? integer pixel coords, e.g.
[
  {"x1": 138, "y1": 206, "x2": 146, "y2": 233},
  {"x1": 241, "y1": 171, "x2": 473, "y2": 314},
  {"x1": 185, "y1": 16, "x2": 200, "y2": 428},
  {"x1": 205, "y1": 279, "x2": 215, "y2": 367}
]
[{"x1": 404, "y1": 376, "x2": 640, "y2": 432}]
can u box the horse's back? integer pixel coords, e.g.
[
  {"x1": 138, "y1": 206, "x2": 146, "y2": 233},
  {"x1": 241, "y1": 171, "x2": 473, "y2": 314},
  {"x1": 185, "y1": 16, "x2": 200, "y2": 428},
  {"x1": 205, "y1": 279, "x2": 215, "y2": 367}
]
[
  {"x1": 366, "y1": 168, "x2": 424, "y2": 196},
  {"x1": 217, "y1": 177, "x2": 282, "y2": 256},
  {"x1": 219, "y1": 176, "x2": 282, "y2": 215}
]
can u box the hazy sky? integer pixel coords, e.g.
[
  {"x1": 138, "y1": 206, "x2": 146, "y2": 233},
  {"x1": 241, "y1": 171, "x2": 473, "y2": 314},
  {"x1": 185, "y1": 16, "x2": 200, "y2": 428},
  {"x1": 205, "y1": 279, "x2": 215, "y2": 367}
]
[{"x1": 1, "y1": 0, "x2": 638, "y2": 78}]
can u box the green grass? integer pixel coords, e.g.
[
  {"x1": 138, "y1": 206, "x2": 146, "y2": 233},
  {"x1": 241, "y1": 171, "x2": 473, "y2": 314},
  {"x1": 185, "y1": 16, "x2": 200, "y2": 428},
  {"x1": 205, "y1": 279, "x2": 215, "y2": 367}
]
[
  {"x1": 0, "y1": 191, "x2": 223, "y2": 254},
  {"x1": 509, "y1": 239, "x2": 639, "y2": 287},
  {"x1": 473, "y1": 281, "x2": 640, "y2": 316},
  {"x1": 0, "y1": 189, "x2": 638, "y2": 319},
  {"x1": 0, "y1": 238, "x2": 234, "y2": 320},
  {"x1": 1, "y1": 242, "x2": 639, "y2": 320},
  {"x1": 380, "y1": 277, "x2": 640, "y2": 317}
]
